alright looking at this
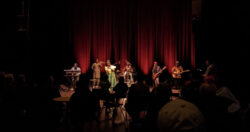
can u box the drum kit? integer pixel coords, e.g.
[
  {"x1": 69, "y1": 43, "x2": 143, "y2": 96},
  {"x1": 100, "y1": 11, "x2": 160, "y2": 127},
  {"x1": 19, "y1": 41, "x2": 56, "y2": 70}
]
[{"x1": 117, "y1": 69, "x2": 136, "y2": 87}]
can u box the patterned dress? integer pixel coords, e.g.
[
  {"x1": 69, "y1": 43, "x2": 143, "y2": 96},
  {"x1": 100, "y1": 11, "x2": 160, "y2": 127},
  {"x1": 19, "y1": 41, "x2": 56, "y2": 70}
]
[{"x1": 105, "y1": 65, "x2": 117, "y2": 90}]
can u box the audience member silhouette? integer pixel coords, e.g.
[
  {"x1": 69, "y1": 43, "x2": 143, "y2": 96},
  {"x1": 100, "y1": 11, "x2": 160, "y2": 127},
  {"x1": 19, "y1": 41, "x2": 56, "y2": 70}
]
[
  {"x1": 144, "y1": 74, "x2": 172, "y2": 131},
  {"x1": 126, "y1": 76, "x2": 150, "y2": 130},
  {"x1": 69, "y1": 74, "x2": 98, "y2": 132}
]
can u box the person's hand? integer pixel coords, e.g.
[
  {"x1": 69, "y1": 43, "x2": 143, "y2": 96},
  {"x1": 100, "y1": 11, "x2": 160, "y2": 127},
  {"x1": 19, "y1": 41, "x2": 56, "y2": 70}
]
[{"x1": 109, "y1": 90, "x2": 115, "y2": 94}]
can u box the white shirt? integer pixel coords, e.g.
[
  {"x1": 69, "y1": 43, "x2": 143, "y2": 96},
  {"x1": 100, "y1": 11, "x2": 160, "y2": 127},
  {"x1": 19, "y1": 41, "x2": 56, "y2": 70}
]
[{"x1": 71, "y1": 67, "x2": 81, "y2": 76}]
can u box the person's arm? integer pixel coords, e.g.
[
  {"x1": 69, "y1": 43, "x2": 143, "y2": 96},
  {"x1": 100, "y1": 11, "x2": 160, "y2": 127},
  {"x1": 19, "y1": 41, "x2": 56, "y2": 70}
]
[
  {"x1": 77, "y1": 68, "x2": 81, "y2": 76},
  {"x1": 123, "y1": 66, "x2": 126, "y2": 72},
  {"x1": 180, "y1": 66, "x2": 183, "y2": 72},
  {"x1": 126, "y1": 60, "x2": 131, "y2": 65},
  {"x1": 203, "y1": 65, "x2": 212, "y2": 77},
  {"x1": 111, "y1": 65, "x2": 116, "y2": 72},
  {"x1": 172, "y1": 67, "x2": 176, "y2": 74},
  {"x1": 129, "y1": 66, "x2": 133, "y2": 72},
  {"x1": 105, "y1": 66, "x2": 108, "y2": 73},
  {"x1": 157, "y1": 66, "x2": 161, "y2": 72},
  {"x1": 99, "y1": 61, "x2": 105, "y2": 66},
  {"x1": 206, "y1": 65, "x2": 213, "y2": 76}
]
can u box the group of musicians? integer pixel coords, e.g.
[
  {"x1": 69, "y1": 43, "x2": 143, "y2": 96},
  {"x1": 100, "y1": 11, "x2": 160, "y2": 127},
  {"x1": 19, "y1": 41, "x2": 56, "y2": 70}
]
[{"x1": 66, "y1": 59, "x2": 199, "y2": 90}]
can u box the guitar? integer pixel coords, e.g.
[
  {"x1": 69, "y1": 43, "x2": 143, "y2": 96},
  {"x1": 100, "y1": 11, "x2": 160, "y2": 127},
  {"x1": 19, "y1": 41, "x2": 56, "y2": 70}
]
[
  {"x1": 172, "y1": 69, "x2": 190, "y2": 78},
  {"x1": 152, "y1": 66, "x2": 167, "y2": 80}
]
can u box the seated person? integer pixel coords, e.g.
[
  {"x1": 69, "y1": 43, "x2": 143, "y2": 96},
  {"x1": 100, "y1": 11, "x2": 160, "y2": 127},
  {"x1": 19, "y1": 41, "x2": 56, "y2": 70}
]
[
  {"x1": 126, "y1": 76, "x2": 150, "y2": 123},
  {"x1": 113, "y1": 77, "x2": 128, "y2": 100},
  {"x1": 113, "y1": 77, "x2": 129, "y2": 124}
]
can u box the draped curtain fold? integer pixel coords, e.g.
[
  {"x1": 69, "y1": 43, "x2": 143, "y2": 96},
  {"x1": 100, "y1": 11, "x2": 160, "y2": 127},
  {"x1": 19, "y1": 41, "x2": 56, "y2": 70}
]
[{"x1": 70, "y1": 0, "x2": 195, "y2": 75}]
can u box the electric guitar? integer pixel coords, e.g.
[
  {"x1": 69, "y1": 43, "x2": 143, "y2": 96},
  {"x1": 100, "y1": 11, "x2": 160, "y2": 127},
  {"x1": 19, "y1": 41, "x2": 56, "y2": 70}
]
[
  {"x1": 172, "y1": 69, "x2": 190, "y2": 78},
  {"x1": 152, "y1": 66, "x2": 167, "y2": 80}
]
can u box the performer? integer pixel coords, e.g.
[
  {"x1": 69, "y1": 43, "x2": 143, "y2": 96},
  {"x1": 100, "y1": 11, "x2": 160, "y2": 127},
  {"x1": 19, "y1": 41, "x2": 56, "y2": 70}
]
[
  {"x1": 71, "y1": 63, "x2": 81, "y2": 89},
  {"x1": 171, "y1": 61, "x2": 183, "y2": 79},
  {"x1": 171, "y1": 61, "x2": 183, "y2": 89},
  {"x1": 114, "y1": 60, "x2": 121, "y2": 81},
  {"x1": 203, "y1": 59, "x2": 218, "y2": 80},
  {"x1": 71, "y1": 63, "x2": 81, "y2": 80},
  {"x1": 123, "y1": 60, "x2": 134, "y2": 85},
  {"x1": 105, "y1": 60, "x2": 117, "y2": 90},
  {"x1": 91, "y1": 58, "x2": 104, "y2": 88},
  {"x1": 152, "y1": 61, "x2": 161, "y2": 87}
]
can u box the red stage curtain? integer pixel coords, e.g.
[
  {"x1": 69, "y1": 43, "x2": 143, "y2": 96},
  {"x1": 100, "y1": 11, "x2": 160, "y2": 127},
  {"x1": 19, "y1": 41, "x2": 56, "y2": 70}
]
[
  {"x1": 70, "y1": 0, "x2": 195, "y2": 75},
  {"x1": 69, "y1": 0, "x2": 92, "y2": 73},
  {"x1": 112, "y1": 0, "x2": 132, "y2": 72}
]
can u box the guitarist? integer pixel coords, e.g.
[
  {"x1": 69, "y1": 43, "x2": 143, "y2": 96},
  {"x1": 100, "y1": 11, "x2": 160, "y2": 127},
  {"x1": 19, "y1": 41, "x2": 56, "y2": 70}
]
[
  {"x1": 171, "y1": 61, "x2": 183, "y2": 89},
  {"x1": 171, "y1": 61, "x2": 183, "y2": 79},
  {"x1": 152, "y1": 61, "x2": 162, "y2": 87}
]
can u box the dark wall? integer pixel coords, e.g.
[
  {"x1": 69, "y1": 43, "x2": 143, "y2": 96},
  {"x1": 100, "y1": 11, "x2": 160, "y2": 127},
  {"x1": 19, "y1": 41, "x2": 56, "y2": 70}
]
[
  {"x1": 194, "y1": 0, "x2": 250, "y2": 102},
  {"x1": 0, "y1": 1, "x2": 20, "y2": 72},
  {"x1": 29, "y1": 0, "x2": 74, "y2": 77},
  {"x1": 0, "y1": 0, "x2": 74, "y2": 79}
]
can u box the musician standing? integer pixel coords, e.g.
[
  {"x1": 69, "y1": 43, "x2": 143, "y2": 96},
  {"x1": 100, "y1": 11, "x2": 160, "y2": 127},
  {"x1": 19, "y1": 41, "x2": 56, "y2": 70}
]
[
  {"x1": 105, "y1": 60, "x2": 117, "y2": 91},
  {"x1": 171, "y1": 61, "x2": 183, "y2": 89},
  {"x1": 123, "y1": 60, "x2": 134, "y2": 85},
  {"x1": 203, "y1": 59, "x2": 218, "y2": 81},
  {"x1": 71, "y1": 63, "x2": 81, "y2": 80},
  {"x1": 152, "y1": 61, "x2": 161, "y2": 87},
  {"x1": 91, "y1": 58, "x2": 104, "y2": 88},
  {"x1": 71, "y1": 63, "x2": 81, "y2": 89},
  {"x1": 171, "y1": 61, "x2": 183, "y2": 79}
]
